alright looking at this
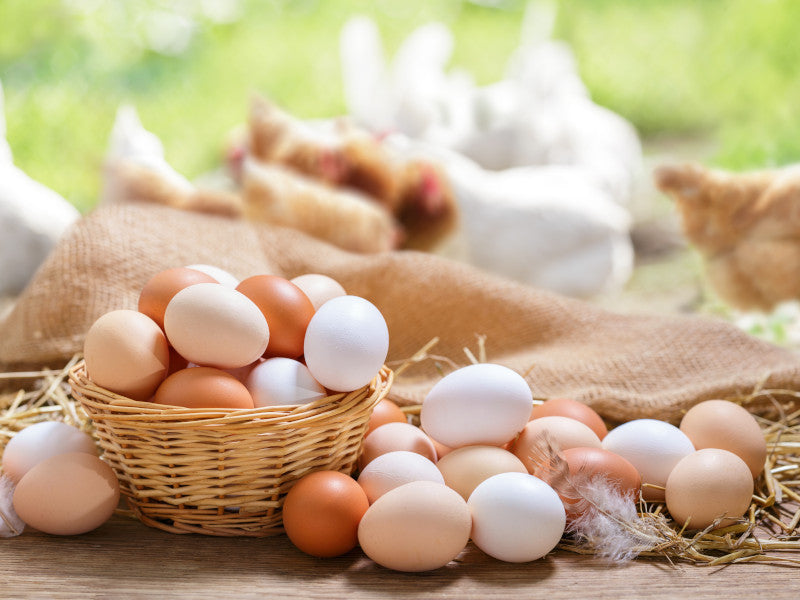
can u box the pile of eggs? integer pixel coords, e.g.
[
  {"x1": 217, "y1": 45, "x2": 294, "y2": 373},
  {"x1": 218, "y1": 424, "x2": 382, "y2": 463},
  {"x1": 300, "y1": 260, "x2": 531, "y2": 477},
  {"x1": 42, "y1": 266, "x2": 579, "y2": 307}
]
[
  {"x1": 83, "y1": 265, "x2": 389, "y2": 409},
  {"x1": 2, "y1": 421, "x2": 119, "y2": 536},
  {"x1": 281, "y1": 363, "x2": 767, "y2": 572}
]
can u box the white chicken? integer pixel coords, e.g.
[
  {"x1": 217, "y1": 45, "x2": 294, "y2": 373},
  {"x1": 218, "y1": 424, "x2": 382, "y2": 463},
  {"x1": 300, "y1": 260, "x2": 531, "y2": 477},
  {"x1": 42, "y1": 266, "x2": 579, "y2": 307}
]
[
  {"x1": 0, "y1": 80, "x2": 80, "y2": 297},
  {"x1": 340, "y1": 3, "x2": 639, "y2": 296}
]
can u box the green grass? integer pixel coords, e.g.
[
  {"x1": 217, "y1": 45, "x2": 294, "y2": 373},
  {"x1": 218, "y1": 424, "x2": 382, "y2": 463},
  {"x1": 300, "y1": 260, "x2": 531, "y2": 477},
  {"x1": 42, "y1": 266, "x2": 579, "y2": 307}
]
[{"x1": 1, "y1": 0, "x2": 799, "y2": 212}]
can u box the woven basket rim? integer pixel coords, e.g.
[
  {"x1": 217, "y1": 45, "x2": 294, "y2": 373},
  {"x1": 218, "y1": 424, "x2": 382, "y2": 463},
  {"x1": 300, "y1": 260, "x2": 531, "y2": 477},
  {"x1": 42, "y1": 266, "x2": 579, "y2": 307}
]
[{"x1": 68, "y1": 360, "x2": 393, "y2": 426}]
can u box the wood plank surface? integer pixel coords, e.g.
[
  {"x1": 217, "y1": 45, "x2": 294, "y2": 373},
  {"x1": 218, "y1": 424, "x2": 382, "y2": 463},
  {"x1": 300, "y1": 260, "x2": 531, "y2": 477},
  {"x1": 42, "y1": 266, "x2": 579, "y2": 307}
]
[{"x1": 4, "y1": 514, "x2": 799, "y2": 600}]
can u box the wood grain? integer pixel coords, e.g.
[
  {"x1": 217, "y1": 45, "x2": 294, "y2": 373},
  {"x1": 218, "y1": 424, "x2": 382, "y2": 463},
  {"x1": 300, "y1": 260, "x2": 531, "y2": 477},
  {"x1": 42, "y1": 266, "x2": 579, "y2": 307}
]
[{"x1": 4, "y1": 515, "x2": 799, "y2": 599}]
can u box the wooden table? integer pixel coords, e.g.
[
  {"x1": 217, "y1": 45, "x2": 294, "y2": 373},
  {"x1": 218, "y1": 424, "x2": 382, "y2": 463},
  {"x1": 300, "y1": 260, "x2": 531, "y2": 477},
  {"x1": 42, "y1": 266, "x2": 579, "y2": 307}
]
[{"x1": 5, "y1": 514, "x2": 799, "y2": 599}]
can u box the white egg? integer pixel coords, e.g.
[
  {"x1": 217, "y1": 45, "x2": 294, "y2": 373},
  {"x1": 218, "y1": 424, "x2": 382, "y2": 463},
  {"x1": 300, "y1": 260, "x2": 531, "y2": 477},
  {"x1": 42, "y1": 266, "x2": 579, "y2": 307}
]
[
  {"x1": 246, "y1": 357, "x2": 326, "y2": 407},
  {"x1": 290, "y1": 273, "x2": 346, "y2": 311},
  {"x1": 1, "y1": 421, "x2": 97, "y2": 484},
  {"x1": 468, "y1": 472, "x2": 566, "y2": 562},
  {"x1": 421, "y1": 363, "x2": 532, "y2": 448},
  {"x1": 357, "y1": 451, "x2": 444, "y2": 504},
  {"x1": 185, "y1": 264, "x2": 240, "y2": 288},
  {"x1": 303, "y1": 295, "x2": 389, "y2": 392},
  {"x1": 601, "y1": 419, "x2": 695, "y2": 501}
]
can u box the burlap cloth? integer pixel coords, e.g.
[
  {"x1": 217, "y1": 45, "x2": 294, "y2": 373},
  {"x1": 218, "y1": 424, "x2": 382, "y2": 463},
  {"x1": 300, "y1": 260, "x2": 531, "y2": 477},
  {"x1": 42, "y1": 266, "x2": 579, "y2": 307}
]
[{"x1": 2, "y1": 203, "x2": 799, "y2": 423}]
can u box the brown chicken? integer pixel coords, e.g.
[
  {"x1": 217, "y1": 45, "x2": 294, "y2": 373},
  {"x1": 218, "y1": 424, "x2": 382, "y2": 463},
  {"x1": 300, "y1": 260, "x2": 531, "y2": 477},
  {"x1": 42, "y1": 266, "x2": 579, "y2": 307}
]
[
  {"x1": 655, "y1": 162, "x2": 800, "y2": 311},
  {"x1": 247, "y1": 96, "x2": 458, "y2": 251}
]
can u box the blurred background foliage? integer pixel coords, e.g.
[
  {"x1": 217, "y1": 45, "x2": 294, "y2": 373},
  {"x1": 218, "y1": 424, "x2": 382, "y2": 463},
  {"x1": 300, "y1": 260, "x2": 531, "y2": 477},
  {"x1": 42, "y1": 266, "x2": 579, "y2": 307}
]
[{"x1": 1, "y1": 0, "x2": 799, "y2": 213}]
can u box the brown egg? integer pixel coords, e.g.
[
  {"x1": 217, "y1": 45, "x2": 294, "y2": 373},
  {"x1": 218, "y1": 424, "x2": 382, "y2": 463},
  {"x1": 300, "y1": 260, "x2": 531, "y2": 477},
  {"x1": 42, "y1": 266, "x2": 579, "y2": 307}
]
[
  {"x1": 236, "y1": 275, "x2": 315, "y2": 359},
  {"x1": 545, "y1": 447, "x2": 641, "y2": 518},
  {"x1": 366, "y1": 399, "x2": 407, "y2": 436},
  {"x1": 166, "y1": 345, "x2": 189, "y2": 376},
  {"x1": 282, "y1": 471, "x2": 369, "y2": 557},
  {"x1": 665, "y1": 449, "x2": 754, "y2": 530},
  {"x1": 13, "y1": 452, "x2": 120, "y2": 535},
  {"x1": 83, "y1": 309, "x2": 170, "y2": 401},
  {"x1": 138, "y1": 267, "x2": 217, "y2": 330},
  {"x1": 511, "y1": 416, "x2": 602, "y2": 474},
  {"x1": 358, "y1": 481, "x2": 471, "y2": 572},
  {"x1": 531, "y1": 398, "x2": 608, "y2": 440},
  {"x1": 679, "y1": 399, "x2": 767, "y2": 478},
  {"x1": 153, "y1": 367, "x2": 254, "y2": 409},
  {"x1": 359, "y1": 422, "x2": 437, "y2": 470}
]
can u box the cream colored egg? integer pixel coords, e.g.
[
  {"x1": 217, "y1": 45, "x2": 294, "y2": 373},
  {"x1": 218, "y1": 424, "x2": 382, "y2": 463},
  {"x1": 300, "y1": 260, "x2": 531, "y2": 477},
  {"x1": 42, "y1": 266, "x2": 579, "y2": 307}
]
[
  {"x1": 665, "y1": 449, "x2": 754, "y2": 530},
  {"x1": 511, "y1": 416, "x2": 602, "y2": 474},
  {"x1": 358, "y1": 451, "x2": 444, "y2": 504},
  {"x1": 164, "y1": 283, "x2": 269, "y2": 369},
  {"x1": 290, "y1": 274, "x2": 346, "y2": 311},
  {"x1": 13, "y1": 452, "x2": 120, "y2": 536},
  {"x1": 437, "y1": 445, "x2": 527, "y2": 501},
  {"x1": 357, "y1": 481, "x2": 471, "y2": 572},
  {"x1": 83, "y1": 309, "x2": 169, "y2": 401},
  {"x1": 2, "y1": 422, "x2": 97, "y2": 484}
]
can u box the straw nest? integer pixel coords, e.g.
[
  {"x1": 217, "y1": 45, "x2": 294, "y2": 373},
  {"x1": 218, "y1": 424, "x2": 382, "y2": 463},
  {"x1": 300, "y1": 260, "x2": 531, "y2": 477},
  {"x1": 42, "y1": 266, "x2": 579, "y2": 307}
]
[{"x1": 1, "y1": 340, "x2": 799, "y2": 564}]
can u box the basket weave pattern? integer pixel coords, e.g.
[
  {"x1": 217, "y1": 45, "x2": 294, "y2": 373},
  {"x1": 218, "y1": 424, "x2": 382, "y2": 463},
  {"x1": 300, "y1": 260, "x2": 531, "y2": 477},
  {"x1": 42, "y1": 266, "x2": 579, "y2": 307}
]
[{"x1": 68, "y1": 360, "x2": 392, "y2": 537}]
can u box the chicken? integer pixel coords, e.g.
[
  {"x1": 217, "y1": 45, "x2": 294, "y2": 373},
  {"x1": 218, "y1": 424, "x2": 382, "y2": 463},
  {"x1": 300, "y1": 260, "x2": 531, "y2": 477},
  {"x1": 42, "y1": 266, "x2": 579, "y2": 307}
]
[
  {"x1": 242, "y1": 159, "x2": 399, "y2": 253},
  {"x1": 0, "y1": 80, "x2": 80, "y2": 296},
  {"x1": 102, "y1": 105, "x2": 243, "y2": 218},
  {"x1": 655, "y1": 162, "x2": 800, "y2": 311},
  {"x1": 247, "y1": 96, "x2": 458, "y2": 251}
]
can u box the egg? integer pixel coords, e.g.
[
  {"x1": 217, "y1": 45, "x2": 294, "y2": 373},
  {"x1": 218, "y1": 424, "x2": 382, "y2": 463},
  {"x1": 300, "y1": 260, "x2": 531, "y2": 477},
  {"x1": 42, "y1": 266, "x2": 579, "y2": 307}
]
[
  {"x1": 12, "y1": 452, "x2": 120, "y2": 535},
  {"x1": 359, "y1": 422, "x2": 437, "y2": 469},
  {"x1": 290, "y1": 273, "x2": 346, "y2": 311},
  {"x1": 421, "y1": 363, "x2": 533, "y2": 449},
  {"x1": 436, "y1": 445, "x2": 527, "y2": 501},
  {"x1": 164, "y1": 283, "x2": 269, "y2": 369},
  {"x1": 511, "y1": 416, "x2": 602, "y2": 474},
  {"x1": 236, "y1": 275, "x2": 315, "y2": 359},
  {"x1": 282, "y1": 471, "x2": 369, "y2": 558},
  {"x1": 245, "y1": 357, "x2": 325, "y2": 407},
  {"x1": 2, "y1": 422, "x2": 97, "y2": 484},
  {"x1": 138, "y1": 267, "x2": 217, "y2": 330},
  {"x1": 357, "y1": 451, "x2": 444, "y2": 504},
  {"x1": 468, "y1": 472, "x2": 566, "y2": 562},
  {"x1": 665, "y1": 449, "x2": 754, "y2": 530},
  {"x1": 185, "y1": 264, "x2": 240, "y2": 288},
  {"x1": 428, "y1": 431, "x2": 455, "y2": 460},
  {"x1": 358, "y1": 480, "x2": 471, "y2": 572},
  {"x1": 544, "y1": 447, "x2": 642, "y2": 517},
  {"x1": 83, "y1": 309, "x2": 170, "y2": 401},
  {"x1": 153, "y1": 367, "x2": 254, "y2": 409},
  {"x1": 304, "y1": 296, "x2": 389, "y2": 392},
  {"x1": 530, "y1": 398, "x2": 608, "y2": 440},
  {"x1": 679, "y1": 400, "x2": 767, "y2": 478},
  {"x1": 602, "y1": 419, "x2": 695, "y2": 501},
  {"x1": 366, "y1": 399, "x2": 407, "y2": 436}
]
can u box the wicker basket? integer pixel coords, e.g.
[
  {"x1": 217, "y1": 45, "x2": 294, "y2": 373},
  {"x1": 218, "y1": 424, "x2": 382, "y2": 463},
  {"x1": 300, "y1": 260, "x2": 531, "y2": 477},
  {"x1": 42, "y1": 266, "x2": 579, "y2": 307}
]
[{"x1": 68, "y1": 360, "x2": 392, "y2": 537}]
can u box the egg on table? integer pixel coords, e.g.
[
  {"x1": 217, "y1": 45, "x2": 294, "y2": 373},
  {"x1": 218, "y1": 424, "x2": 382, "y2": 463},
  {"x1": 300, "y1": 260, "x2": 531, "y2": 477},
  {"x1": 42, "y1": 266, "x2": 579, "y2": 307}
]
[{"x1": 421, "y1": 363, "x2": 533, "y2": 449}]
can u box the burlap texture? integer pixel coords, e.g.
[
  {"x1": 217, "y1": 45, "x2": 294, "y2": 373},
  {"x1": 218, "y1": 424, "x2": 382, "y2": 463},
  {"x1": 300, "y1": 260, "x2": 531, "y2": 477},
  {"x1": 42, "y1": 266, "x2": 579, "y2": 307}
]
[{"x1": 2, "y1": 203, "x2": 799, "y2": 423}]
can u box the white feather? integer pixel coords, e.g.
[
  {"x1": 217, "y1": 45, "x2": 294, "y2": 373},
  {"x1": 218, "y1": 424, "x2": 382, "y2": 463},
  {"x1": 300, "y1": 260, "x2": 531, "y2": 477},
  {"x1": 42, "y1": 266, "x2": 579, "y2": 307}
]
[
  {"x1": 566, "y1": 476, "x2": 660, "y2": 563},
  {"x1": 0, "y1": 475, "x2": 24, "y2": 537}
]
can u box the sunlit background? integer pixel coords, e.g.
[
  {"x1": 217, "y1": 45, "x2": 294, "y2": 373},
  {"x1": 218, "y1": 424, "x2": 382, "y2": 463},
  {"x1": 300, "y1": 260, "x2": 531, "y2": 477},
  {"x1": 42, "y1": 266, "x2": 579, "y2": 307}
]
[{"x1": 2, "y1": 0, "x2": 800, "y2": 213}]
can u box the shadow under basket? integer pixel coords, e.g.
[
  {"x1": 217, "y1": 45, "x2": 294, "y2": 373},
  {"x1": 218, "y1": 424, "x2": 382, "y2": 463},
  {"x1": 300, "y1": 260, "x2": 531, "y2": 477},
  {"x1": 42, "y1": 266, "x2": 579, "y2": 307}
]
[{"x1": 68, "y1": 360, "x2": 392, "y2": 537}]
